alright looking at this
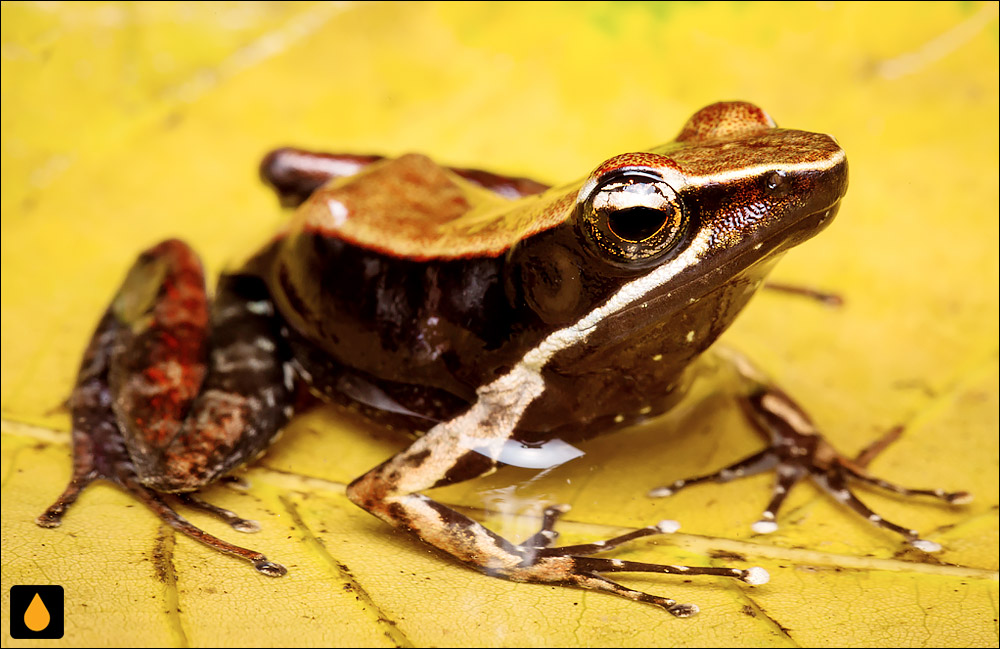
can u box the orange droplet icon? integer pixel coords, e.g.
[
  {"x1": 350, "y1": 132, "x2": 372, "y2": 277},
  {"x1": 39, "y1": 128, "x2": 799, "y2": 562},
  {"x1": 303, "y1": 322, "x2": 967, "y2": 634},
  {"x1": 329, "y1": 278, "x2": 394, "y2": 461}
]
[{"x1": 24, "y1": 592, "x2": 50, "y2": 632}]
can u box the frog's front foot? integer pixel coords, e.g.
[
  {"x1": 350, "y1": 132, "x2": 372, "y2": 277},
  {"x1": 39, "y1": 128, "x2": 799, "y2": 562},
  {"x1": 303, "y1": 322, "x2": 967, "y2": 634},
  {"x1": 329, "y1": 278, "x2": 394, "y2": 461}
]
[
  {"x1": 650, "y1": 356, "x2": 971, "y2": 552},
  {"x1": 348, "y1": 460, "x2": 767, "y2": 617},
  {"x1": 507, "y1": 504, "x2": 768, "y2": 617}
]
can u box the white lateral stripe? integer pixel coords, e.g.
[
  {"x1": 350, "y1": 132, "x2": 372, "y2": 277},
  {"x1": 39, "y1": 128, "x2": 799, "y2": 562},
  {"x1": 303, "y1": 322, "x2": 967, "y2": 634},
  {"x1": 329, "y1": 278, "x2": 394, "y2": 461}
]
[
  {"x1": 523, "y1": 226, "x2": 713, "y2": 369},
  {"x1": 414, "y1": 226, "x2": 715, "y2": 462}
]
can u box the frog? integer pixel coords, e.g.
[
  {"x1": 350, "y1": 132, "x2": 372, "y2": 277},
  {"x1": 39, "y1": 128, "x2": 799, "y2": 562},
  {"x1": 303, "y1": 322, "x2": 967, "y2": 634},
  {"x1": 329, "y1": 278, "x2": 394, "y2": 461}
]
[{"x1": 37, "y1": 101, "x2": 970, "y2": 617}]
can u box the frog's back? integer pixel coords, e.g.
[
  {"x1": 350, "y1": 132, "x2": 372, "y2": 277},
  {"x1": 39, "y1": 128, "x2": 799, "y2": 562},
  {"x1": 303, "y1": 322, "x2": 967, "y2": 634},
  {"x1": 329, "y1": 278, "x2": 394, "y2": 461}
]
[{"x1": 295, "y1": 153, "x2": 576, "y2": 260}]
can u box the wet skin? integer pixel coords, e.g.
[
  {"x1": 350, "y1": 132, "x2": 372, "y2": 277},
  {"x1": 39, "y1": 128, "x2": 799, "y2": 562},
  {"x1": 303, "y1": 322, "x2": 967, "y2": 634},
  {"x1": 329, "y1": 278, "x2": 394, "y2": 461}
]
[{"x1": 39, "y1": 102, "x2": 969, "y2": 616}]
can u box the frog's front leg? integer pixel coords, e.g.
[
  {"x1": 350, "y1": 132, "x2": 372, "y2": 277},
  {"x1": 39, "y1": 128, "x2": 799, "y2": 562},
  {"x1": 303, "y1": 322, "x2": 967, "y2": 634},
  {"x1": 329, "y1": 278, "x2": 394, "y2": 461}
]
[
  {"x1": 650, "y1": 351, "x2": 971, "y2": 552},
  {"x1": 761, "y1": 281, "x2": 843, "y2": 307},
  {"x1": 347, "y1": 368, "x2": 768, "y2": 617},
  {"x1": 38, "y1": 240, "x2": 293, "y2": 575}
]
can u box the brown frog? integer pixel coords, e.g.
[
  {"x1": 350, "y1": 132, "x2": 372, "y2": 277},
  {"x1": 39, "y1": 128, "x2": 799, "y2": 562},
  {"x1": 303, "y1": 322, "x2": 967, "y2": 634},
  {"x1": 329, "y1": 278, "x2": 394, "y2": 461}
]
[{"x1": 38, "y1": 102, "x2": 968, "y2": 616}]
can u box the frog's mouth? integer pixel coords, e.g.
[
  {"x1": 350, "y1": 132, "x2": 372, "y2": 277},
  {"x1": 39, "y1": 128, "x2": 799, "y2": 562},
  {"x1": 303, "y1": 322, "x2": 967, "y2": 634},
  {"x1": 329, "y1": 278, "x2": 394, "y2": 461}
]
[
  {"x1": 724, "y1": 201, "x2": 843, "y2": 277},
  {"x1": 757, "y1": 200, "x2": 842, "y2": 257}
]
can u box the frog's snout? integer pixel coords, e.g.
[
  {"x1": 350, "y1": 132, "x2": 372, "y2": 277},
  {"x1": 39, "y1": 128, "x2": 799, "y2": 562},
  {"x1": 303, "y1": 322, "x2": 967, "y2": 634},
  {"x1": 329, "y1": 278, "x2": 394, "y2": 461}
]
[{"x1": 812, "y1": 146, "x2": 849, "y2": 214}]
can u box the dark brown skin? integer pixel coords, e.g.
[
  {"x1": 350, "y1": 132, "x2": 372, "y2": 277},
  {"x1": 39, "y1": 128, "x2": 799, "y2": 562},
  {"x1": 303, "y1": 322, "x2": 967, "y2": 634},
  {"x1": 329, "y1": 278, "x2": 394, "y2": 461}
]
[
  {"x1": 39, "y1": 102, "x2": 969, "y2": 616},
  {"x1": 265, "y1": 113, "x2": 846, "y2": 438}
]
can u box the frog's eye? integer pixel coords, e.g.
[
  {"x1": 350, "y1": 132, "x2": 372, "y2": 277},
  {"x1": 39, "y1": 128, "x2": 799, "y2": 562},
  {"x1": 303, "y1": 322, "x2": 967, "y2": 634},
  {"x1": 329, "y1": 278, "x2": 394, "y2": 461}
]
[{"x1": 580, "y1": 171, "x2": 688, "y2": 265}]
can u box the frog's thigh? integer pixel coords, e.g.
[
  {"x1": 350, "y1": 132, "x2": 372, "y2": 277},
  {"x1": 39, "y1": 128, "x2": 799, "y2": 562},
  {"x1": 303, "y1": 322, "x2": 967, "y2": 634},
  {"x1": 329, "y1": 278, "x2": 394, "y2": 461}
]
[
  {"x1": 123, "y1": 273, "x2": 295, "y2": 492},
  {"x1": 259, "y1": 147, "x2": 549, "y2": 207},
  {"x1": 260, "y1": 148, "x2": 383, "y2": 207},
  {"x1": 40, "y1": 241, "x2": 289, "y2": 575}
]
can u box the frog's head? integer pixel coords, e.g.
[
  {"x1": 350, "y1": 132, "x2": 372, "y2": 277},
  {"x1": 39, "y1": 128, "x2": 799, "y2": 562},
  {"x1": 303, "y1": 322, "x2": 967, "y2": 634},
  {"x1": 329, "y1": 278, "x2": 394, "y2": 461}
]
[
  {"x1": 508, "y1": 102, "x2": 847, "y2": 361},
  {"x1": 578, "y1": 102, "x2": 846, "y2": 271}
]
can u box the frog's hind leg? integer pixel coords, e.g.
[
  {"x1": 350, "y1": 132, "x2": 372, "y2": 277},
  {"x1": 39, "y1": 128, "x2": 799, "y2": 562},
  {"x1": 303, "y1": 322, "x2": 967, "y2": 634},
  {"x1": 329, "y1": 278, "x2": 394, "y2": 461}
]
[
  {"x1": 37, "y1": 310, "x2": 130, "y2": 530},
  {"x1": 35, "y1": 317, "x2": 108, "y2": 529},
  {"x1": 260, "y1": 149, "x2": 384, "y2": 207},
  {"x1": 649, "y1": 350, "x2": 971, "y2": 551},
  {"x1": 38, "y1": 240, "x2": 292, "y2": 576},
  {"x1": 260, "y1": 147, "x2": 551, "y2": 207}
]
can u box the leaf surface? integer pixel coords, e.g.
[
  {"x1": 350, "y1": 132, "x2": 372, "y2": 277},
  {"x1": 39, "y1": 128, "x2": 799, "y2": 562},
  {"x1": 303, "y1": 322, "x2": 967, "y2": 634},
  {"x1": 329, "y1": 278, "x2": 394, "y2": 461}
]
[{"x1": 2, "y1": 2, "x2": 997, "y2": 646}]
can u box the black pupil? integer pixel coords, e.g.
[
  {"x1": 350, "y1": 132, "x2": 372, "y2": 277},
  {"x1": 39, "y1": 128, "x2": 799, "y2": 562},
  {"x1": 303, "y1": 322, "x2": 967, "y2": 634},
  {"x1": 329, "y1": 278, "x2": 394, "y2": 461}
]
[{"x1": 607, "y1": 206, "x2": 668, "y2": 242}]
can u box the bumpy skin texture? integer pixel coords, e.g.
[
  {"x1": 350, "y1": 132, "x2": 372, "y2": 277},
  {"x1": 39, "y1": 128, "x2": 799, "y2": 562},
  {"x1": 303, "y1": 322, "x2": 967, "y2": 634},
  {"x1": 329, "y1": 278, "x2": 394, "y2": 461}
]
[{"x1": 40, "y1": 102, "x2": 968, "y2": 614}]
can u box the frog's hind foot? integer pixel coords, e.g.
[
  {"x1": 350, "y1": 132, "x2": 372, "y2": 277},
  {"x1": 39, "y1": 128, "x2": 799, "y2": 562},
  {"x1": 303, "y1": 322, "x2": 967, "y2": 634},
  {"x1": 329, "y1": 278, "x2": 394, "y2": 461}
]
[
  {"x1": 36, "y1": 474, "x2": 96, "y2": 528},
  {"x1": 132, "y1": 482, "x2": 286, "y2": 576},
  {"x1": 649, "y1": 375, "x2": 971, "y2": 552},
  {"x1": 37, "y1": 240, "x2": 290, "y2": 577},
  {"x1": 38, "y1": 465, "x2": 286, "y2": 576},
  {"x1": 36, "y1": 443, "x2": 286, "y2": 576}
]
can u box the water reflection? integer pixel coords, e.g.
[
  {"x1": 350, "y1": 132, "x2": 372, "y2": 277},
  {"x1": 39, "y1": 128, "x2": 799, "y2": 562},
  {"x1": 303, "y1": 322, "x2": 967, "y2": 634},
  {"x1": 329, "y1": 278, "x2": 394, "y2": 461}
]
[{"x1": 465, "y1": 436, "x2": 585, "y2": 469}]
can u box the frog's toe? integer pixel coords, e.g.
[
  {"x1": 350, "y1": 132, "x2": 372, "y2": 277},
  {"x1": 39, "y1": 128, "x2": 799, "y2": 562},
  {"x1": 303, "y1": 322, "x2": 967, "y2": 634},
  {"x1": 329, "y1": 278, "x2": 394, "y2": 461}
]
[
  {"x1": 520, "y1": 504, "x2": 572, "y2": 548},
  {"x1": 530, "y1": 519, "x2": 681, "y2": 558},
  {"x1": 177, "y1": 493, "x2": 262, "y2": 533},
  {"x1": 538, "y1": 556, "x2": 766, "y2": 617},
  {"x1": 254, "y1": 560, "x2": 288, "y2": 577},
  {"x1": 647, "y1": 447, "x2": 779, "y2": 499},
  {"x1": 810, "y1": 460, "x2": 961, "y2": 551},
  {"x1": 36, "y1": 473, "x2": 95, "y2": 529},
  {"x1": 35, "y1": 511, "x2": 64, "y2": 529},
  {"x1": 751, "y1": 519, "x2": 779, "y2": 534}
]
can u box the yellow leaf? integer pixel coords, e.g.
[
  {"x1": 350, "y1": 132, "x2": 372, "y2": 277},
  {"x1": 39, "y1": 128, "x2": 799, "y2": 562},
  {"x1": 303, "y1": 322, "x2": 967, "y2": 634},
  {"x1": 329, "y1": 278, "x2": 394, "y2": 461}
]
[{"x1": 2, "y1": 2, "x2": 997, "y2": 646}]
